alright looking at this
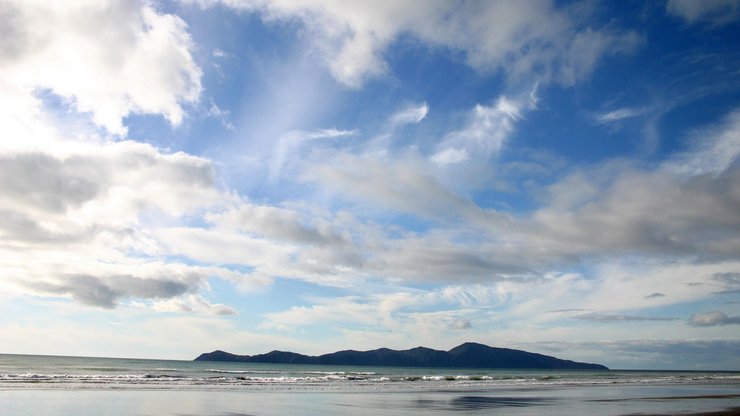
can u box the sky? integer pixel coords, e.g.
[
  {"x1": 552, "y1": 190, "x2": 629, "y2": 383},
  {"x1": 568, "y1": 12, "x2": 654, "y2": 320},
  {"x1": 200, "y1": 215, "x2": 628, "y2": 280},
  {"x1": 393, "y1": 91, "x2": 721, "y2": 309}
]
[{"x1": 0, "y1": 0, "x2": 739, "y2": 370}]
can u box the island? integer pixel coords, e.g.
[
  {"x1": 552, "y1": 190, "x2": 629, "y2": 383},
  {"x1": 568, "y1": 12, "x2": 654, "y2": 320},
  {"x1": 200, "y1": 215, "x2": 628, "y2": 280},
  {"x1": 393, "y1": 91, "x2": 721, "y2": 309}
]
[{"x1": 195, "y1": 342, "x2": 608, "y2": 370}]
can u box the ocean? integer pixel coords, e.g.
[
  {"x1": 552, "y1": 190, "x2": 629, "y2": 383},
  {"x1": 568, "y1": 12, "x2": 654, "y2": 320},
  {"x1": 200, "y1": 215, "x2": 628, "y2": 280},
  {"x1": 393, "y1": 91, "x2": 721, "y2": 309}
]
[{"x1": 1, "y1": 354, "x2": 739, "y2": 415}]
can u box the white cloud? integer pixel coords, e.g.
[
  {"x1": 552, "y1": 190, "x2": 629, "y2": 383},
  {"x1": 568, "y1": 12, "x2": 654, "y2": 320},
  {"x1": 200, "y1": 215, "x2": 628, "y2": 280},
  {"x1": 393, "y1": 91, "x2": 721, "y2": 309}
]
[
  {"x1": 152, "y1": 294, "x2": 239, "y2": 315},
  {"x1": 579, "y1": 262, "x2": 740, "y2": 313},
  {"x1": 663, "y1": 109, "x2": 740, "y2": 177},
  {"x1": 226, "y1": 106, "x2": 740, "y2": 293},
  {"x1": 3, "y1": 255, "x2": 249, "y2": 310},
  {"x1": 689, "y1": 311, "x2": 740, "y2": 327},
  {"x1": 155, "y1": 226, "x2": 291, "y2": 267},
  {"x1": 260, "y1": 296, "x2": 381, "y2": 331},
  {"x1": 432, "y1": 93, "x2": 536, "y2": 165},
  {"x1": 25, "y1": 271, "x2": 196, "y2": 309},
  {"x1": 0, "y1": 112, "x2": 235, "y2": 310},
  {"x1": 523, "y1": 110, "x2": 740, "y2": 261},
  {"x1": 431, "y1": 148, "x2": 469, "y2": 166},
  {"x1": 206, "y1": 101, "x2": 235, "y2": 130},
  {"x1": 0, "y1": 299, "x2": 322, "y2": 358},
  {"x1": 448, "y1": 318, "x2": 472, "y2": 330},
  {"x1": 302, "y1": 152, "x2": 485, "y2": 221},
  {"x1": 189, "y1": 0, "x2": 639, "y2": 87},
  {"x1": 259, "y1": 283, "x2": 508, "y2": 332},
  {"x1": 0, "y1": 141, "x2": 221, "y2": 232},
  {"x1": 390, "y1": 102, "x2": 428, "y2": 126},
  {"x1": 0, "y1": 0, "x2": 202, "y2": 135},
  {"x1": 206, "y1": 202, "x2": 347, "y2": 246},
  {"x1": 1, "y1": 0, "x2": 738, "y2": 346},
  {"x1": 282, "y1": 107, "x2": 740, "y2": 292},
  {"x1": 212, "y1": 48, "x2": 229, "y2": 58},
  {"x1": 557, "y1": 28, "x2": 641, "y2": 86},
  {"x1": 269, "y1": 128, "x2": 356, "y2": 180},
  {"x1": 667, "y1": 0, "x2": 740, "y2": 26},
  {"x1": 594, "y1": 107, "x2": 647, "y2": 124},
  {"x1": 375, "y1": 237, "x2": 529, "y2": 282},
  {"x1": 153, "y1": 205, "x2": 367, "y2": 288},
  {"x1": 573, "y1": 313, "x2": 678, "y2": 323}
]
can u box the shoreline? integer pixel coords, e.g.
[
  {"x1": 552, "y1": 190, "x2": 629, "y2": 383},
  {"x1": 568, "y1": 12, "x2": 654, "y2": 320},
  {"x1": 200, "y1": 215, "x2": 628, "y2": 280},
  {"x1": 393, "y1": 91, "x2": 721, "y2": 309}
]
[
  {"x1": 627, "y1": 408, "x2": 740, "y2": 416},
  {"x1": 2, "y1": 386, "x2": 739, "y2": 415}
]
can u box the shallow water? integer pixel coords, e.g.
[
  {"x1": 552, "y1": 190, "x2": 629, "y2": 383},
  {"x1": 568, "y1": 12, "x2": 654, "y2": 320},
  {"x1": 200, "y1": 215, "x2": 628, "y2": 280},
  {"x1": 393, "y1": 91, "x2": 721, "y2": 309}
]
[{"x1": 1, "y1": 354, "x2": 738, "y2": 415}]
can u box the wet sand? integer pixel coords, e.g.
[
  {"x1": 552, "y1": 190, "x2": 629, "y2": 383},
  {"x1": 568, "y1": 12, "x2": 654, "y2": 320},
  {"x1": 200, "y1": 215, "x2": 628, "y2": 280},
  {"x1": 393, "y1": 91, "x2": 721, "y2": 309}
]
[
  {"x1": 626, "y1": 408, "x2": 740, "y2": 416},
  {"x1": 2, "y1": 381, "x2": 738, "y2": 415},
  {"x1": 610, "y1": 393, "x2": 740, "y2": 416}
]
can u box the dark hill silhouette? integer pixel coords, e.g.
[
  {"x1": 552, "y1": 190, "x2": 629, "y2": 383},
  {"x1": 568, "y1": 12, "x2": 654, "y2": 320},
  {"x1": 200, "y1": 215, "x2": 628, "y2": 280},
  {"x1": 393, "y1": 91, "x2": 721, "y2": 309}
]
[{"x1": 195, "y1": 342, "x2": 608, "y2": 370}]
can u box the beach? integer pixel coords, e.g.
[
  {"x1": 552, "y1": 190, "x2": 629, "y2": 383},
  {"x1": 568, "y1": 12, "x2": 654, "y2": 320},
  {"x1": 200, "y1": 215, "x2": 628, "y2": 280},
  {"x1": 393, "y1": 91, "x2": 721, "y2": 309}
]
[
  {"x1": 2, "y1": 385, "x2": 740, "y2": 415},
  {"x1": 1, "y1": 354, "x2": 739, "y2": 415},
  {"x1": 642, "y1": 410, "x2": 740, "y2": 416}
]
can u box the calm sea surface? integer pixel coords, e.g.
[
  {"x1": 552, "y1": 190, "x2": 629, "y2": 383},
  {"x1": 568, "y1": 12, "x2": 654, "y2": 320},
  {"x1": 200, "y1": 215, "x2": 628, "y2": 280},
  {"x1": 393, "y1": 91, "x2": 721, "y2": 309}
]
[{"x1": 1, "y1": 354, "x2": 739, "y2": 415}]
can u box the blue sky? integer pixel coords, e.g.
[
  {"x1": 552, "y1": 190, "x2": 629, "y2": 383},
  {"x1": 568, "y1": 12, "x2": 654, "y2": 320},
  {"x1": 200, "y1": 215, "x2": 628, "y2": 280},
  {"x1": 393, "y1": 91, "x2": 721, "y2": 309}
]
[{"x1": 0, "y1": 0, "x2": 739, "y2": 370}]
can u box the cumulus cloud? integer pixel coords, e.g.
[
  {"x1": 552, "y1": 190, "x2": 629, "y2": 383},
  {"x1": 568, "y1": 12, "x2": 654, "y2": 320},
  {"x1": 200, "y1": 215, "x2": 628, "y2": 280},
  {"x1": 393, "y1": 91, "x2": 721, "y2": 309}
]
[
  {"x1": 499, "y1": 109, "x2": 740, "y2": 270},
  {"x1": 1, "y1": 229, "x2": 260, "y2": 309},
  {"x1": 0, "y1": 123, "x2": 239, "y2": 310},
  {"x1": 0, "y1": 0, "x2": 202, "y2": 135},
  {"x1": 26, "y1": 274, "x2": 192, "y2": 309},
  {"x1": 8, "y1": 259, "x2": 254, "y2": 310},
  {"x1": 0, "y1": 141, "x2": 221, "y2": 272},
  {"x1": 666, "y1": 0, "x2": 740, "y2": 26},
  {"x1": 526, "y1": 144, "x2": 740, "y2": 260},
  {"x1": 0, "y1": 0, "x2": 247, "y2": 314},
  {"x1": 689, "y1": 311, "x2": 740, "y2": 327},
  {"x1": 0, "y1": 153, "x2": 101, "y2": 214},
  {"x1": 189, "y1": 0, "x2": 639, "y2": 87}
]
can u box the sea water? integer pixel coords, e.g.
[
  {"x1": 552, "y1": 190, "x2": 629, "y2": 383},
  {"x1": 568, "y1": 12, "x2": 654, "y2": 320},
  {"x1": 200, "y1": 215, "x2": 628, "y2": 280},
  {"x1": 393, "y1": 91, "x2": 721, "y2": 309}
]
[{"x1": 1, "y1": 354, "x2": 739, "y2": 415}]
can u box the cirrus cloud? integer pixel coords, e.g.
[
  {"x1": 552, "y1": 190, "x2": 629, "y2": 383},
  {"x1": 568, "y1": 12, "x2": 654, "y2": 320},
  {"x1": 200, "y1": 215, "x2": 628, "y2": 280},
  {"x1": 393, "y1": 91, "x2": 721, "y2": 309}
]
[{"x1": 187, "y1": 0, "x2": 639, "y2": 87}]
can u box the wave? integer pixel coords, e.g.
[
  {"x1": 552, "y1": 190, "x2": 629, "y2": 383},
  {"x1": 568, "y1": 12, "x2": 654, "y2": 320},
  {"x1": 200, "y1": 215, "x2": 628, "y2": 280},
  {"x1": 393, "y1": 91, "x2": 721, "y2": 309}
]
[
  {"x1": 1, "y1": 372, "x2": 738, "y2": 389},
  {"x1": 204, "y1": 369, "x2": 377, "y2": 376},
  {"x1": 146, "y1": 368, "x2": 186, "y2": 372}
]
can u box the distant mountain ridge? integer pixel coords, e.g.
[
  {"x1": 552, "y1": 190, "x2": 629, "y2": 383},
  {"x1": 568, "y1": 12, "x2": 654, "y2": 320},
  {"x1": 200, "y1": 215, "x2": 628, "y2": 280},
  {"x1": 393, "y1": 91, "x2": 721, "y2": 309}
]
[{"x1": 194, "y1": 342, "x2": 608, "y2": 370}]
